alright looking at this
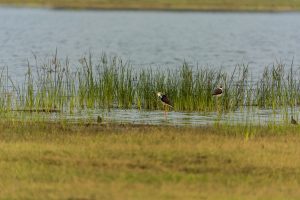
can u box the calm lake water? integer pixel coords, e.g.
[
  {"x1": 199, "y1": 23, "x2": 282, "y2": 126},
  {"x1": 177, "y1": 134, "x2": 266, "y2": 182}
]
[{"x1": 1, "y1": 7, "x2": 300, "y2": 80}]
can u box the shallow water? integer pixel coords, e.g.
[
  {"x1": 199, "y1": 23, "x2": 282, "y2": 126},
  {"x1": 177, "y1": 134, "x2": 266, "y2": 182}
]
[
  {"x1": 77, "y1": 108, "x2": 297, "y2": 126},
  {"x1": 2, "y1": 107, "x2": 297, "y2": 126}
]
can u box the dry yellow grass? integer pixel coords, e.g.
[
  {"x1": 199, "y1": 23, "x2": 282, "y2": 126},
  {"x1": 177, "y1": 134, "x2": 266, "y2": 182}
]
[{"x1": 0, "y1": 122, "x2": 300, "y2": 199}]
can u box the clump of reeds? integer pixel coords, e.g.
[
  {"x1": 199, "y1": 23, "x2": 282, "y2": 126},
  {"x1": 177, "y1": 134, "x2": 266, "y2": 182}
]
[{"x1": 2, "y1": 54, "x2": 300, "y2": 119}]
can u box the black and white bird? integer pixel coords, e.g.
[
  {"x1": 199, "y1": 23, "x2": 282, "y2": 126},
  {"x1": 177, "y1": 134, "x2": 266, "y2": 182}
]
[
  {"x1": 291, "y1": 116, "x2": 298, "y2": 125},
  {"x1": 157, "y1": 92, "x2": 173, "y2": 118},
  {"x1": 157, "y1": 92, "x2": 173, "y2": 108},
  {"x1": 212, "y1": 85, "x2": 223, "y2": 97}
]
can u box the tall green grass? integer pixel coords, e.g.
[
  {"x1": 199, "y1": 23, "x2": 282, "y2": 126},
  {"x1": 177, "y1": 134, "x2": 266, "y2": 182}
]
[{"x1": 2, "y1": 54, "x2": 300, "y2": 115}]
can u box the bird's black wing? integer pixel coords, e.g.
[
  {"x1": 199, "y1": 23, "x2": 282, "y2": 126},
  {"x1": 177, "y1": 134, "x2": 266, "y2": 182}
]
[
  {"x1": 212, "y1": 88, "x2": 222, "y2": 96},
  {"x1": 161, "y1": 95, "x2": 172, "y2": 106}
]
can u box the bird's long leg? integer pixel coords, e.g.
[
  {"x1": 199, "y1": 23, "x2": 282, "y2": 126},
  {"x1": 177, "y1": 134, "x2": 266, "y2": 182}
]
[
  {"x1": 216, "y1": 97, "x2": 219, "y2": 113},
  {"x1": 164, "y1": 104, "x2": 167, "y2": 119},
  {"x1": 166, "y1": 105, "x2": 169, "y2": 118}
]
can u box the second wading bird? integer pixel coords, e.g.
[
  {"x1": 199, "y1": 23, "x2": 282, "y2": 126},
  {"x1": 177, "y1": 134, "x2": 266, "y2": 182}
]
[
  {"x1": 157, "y1": 92, "x2": 173, "y2": 118},
  {"x1": 212, "y1": 85, "x2": 223, "y2": 97},
  {"x1": 212, "y1": 85, "x2": 223, "y2": 111}
]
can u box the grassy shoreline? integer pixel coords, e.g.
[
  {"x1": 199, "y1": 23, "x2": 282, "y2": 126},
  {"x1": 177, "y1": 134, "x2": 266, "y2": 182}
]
[
  {"x1": 1, "y1": 122, "x2": 300, "y2": 199},
  {"x1": 1, "y1": 0, "x2": 300, "y2": 11}
]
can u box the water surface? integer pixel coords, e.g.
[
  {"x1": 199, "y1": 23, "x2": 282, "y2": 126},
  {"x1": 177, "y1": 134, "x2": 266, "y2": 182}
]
[
  {"x1": 0, "y1": 7, "x2": 300, "y2": 80},
  {"x1": 1, "y1": 107, "x2": 295, "y2": 126}
]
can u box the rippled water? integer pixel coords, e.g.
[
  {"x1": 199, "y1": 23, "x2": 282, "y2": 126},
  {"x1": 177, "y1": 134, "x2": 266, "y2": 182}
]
[
  {"x1": 1, "y1": 107, "x2": 296, "y2": 126},
  {"x1": 1, "y1": 7, "x2": 300, "y2": 80},
  {"x1": 76, "y1": 108, "x2": 298, "y2": 126}
]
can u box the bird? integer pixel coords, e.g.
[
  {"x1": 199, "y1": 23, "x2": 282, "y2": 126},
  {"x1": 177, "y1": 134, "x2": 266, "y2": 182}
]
[
  {"x1": 212, "y1": 85, "x2": 223, "y2": 97},
  {"x1": 157, "y1": 92, "x2": 173, "y2": 107},
  {"x1": 291, "y1": 116, "x2": 298, "y2": 125},
  {"x1": 157, "y1": 92, "x2": 173, "y2": 118}
]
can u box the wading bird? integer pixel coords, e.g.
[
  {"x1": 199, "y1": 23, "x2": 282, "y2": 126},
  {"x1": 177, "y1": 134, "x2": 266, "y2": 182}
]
[
  {"x1": 157, "y1": 92, "x2": 173, "y2": 118},
  {"x1": 291, "y1": 116, "x2": 298, "y2": 125},
  {"x1": 212, "y1": 85, "x2": 223, "y2": 97}
]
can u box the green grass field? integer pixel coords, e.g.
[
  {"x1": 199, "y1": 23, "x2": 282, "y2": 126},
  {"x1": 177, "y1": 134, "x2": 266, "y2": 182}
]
[
  {"x1": 1, "y1": 0, "x2": 300, "y2": 11},
  {"x1": 1, "y1": 122, "x2": 300, "y2": 199}
]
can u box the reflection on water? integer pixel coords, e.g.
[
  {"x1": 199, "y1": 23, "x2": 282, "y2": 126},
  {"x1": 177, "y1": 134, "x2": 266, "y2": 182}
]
[
  {"x1": 1, "y1": 107, "x2": 298, "y2": 126},
  {"x1": 92, "y1": 108, "x2": 297, "y2": 126}
]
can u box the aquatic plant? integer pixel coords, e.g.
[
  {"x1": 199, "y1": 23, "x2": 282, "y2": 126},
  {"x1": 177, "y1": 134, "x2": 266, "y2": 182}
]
[{"x1": 2, "y1": 54, "x2": 300, "y2": 120}]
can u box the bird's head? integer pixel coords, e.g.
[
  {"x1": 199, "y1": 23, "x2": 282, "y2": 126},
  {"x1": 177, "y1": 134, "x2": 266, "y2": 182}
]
[
  {"x1": 157, "y1": 92, "x2": 162, "y2": 98},
  {"x1": 218, "y1": 85, "x2": 224, "y2": 91}
]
